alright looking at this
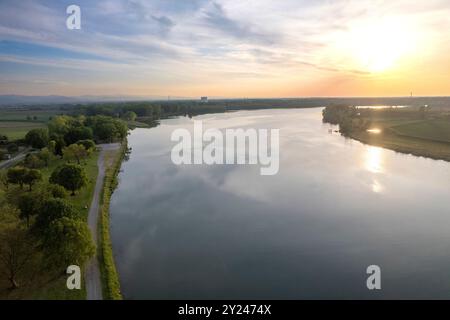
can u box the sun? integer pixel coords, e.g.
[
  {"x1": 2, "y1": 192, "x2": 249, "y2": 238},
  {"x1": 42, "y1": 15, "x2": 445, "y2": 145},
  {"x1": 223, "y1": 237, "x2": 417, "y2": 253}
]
[{"x1": 345, "y1": 17, "x2": 416, "y2": 73}]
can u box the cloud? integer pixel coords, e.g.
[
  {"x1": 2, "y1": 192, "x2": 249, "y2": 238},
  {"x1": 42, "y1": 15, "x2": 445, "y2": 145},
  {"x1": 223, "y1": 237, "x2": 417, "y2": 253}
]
[
  {"x1": 152, "y1": 15, "x2": 176, "y2": 36},
  {"x1": 0, "y1": 0, "x2": 449, "y2": 96},
  {"x1": 200, "y1": 2, "x2": 277, "y2": 45}
]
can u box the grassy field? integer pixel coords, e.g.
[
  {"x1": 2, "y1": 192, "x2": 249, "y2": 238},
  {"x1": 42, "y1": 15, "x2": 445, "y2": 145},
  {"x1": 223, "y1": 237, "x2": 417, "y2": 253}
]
[
  {"x1": 0, "y1": 152, "x2": 99, "y2": 299},
  {"x1": 350, "y1": 117, "x2": 450, "y2": 161},
  {"x1": 0, "y1": 121, "x2": 46, "y2": 140},
  {"x1": 0, "y1": 108, "x2": 66, "y2": 140},
  {"x1": 0, "y1": 110, "x2": 61, "y2": 122},
  {"x1": 390, "y1": 119, "x2": 450, "y2": 143},
  {"x1": 351, "y1": 130, "x2": 450, "y2": 161}
]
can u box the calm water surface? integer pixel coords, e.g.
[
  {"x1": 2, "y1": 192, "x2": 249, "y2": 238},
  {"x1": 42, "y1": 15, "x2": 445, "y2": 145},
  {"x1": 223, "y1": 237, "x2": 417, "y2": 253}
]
[{"x1": 110, "y1": 108, "x2": 450, "y2": 299}]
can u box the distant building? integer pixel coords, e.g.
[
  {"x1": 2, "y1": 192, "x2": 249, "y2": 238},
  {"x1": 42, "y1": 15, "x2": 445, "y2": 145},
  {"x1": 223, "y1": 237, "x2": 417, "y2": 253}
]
[{"x1": 200, "y1": 96, "x2": 208, "y2": 103}]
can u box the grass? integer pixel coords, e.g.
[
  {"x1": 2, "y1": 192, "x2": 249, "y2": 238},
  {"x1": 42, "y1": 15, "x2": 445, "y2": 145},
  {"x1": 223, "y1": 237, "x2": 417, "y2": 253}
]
[
  {"x1": 38, "y1": 152, "x2": 99, "y2": 220},
  {"x1": 390, "y1": 119, "x2": 450, "y2": 143},
  {"x1": 0, "y1": 110, "x2": 61, "y2": 122},
  {"x1": 98, "y1": 141, "x2": 125, "y2": 300},
  {"x1": 0, "y1": 121, "x2": 46, "y2": 140},
  {"x1": 30, "y1": 274, "x2": 87, "y2": 300},
  {"x1": 349, "y1": 118, "x2": 450, "y2": 162},
  {"x1": 0, "y1": 256, "x2": 87, "y2": 300}
]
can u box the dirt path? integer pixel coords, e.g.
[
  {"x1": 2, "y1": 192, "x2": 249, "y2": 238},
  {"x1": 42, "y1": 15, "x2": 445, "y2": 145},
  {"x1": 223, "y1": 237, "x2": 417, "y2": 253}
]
[{"x1": 85, "y1": 143, "x2": 120, "y2": 300}]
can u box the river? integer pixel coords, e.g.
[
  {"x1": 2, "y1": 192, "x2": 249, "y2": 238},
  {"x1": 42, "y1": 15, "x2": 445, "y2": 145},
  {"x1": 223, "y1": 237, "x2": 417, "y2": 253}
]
[{"x1": 110, "y1": 108, "x2": 450, "y2": 299}]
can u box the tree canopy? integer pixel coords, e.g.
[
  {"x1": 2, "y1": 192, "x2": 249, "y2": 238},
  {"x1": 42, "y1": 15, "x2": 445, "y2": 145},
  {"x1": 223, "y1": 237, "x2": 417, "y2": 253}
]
[
  {"x1": 49, "y1": 164, "x2": 87, "y2": 195},
  {"x1": 25, "y1": 128, "x2": 49, "y2": 149}
]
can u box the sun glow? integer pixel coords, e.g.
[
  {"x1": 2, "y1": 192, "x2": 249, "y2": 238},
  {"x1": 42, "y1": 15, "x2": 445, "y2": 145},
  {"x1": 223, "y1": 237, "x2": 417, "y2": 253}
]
[{"x1": 344, "y1": 17, "x2": 417, "y2": 73}]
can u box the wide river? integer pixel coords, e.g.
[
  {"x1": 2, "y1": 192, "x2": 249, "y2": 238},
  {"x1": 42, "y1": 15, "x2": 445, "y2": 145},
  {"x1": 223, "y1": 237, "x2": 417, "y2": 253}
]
[{"x1": 110, "y1": 108, "x2": 450, "y2": 299}]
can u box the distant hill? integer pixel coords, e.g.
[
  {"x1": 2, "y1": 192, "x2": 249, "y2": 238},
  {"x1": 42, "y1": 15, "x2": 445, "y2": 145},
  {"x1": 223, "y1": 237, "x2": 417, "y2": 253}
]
[
  {"x1": 0, "y1": 95, "x2": 170, "y2": 106},
  {"x1": 0, "y1": 95, "x2": 78, "y2": 106}
]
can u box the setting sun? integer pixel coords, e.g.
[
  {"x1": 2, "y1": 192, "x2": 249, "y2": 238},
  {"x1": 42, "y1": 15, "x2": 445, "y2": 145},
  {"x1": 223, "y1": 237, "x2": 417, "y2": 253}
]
[{"x1": 344, "y1": 17, "x2": 417, "y2": 73}]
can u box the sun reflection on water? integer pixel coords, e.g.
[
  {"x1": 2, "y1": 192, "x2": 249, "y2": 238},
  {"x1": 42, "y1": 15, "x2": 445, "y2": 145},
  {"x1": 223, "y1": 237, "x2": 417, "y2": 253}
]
[
  {"x1": 365, "y1": 146, "x2": 384, "y2": 174},
  {"x1": 371, "y1": 179, "x2": 384, "y2": 193},
  {"x1": 364, "y1": 146, "x2": 385, "y2": 193}
]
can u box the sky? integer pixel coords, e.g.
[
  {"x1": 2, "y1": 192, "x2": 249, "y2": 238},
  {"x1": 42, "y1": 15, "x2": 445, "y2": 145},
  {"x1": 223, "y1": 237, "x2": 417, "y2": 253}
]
[{"x1": 0, "y1": 0, "x2": 449, "y2": 98}]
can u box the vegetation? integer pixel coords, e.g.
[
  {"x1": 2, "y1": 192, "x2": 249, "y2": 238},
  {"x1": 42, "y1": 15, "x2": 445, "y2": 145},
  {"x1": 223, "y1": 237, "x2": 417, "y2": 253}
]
[
  {"x1": 25, "y1": 128, "x2": 49, "y2": 149},
  {"x1": 98, "y1": 141, "x2": 126, "y2": 300},
  {"x1": 322, "y1": 105, "x2": 450, "y2": 161},
  {"x1": 0, "y1": 111, "x2": 126, "y2": 299},
  {"x1": 62, "y1": 144, "x2": 90, "y2": 164},
  {"x1": 0, "y1": 122, "x2": 46, "y2": 141},
  {"x1": 50, "y1": 164, "x2": 88, "y2": 196}
]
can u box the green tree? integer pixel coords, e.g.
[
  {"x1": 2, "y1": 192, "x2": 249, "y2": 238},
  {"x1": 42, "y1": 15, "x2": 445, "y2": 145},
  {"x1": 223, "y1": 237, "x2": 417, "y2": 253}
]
[
  {"x1": 63, "y1": 144, "x2": 88, "y2": 164},
  {"x1": 38, "y1": 147, "x2": 52, "y2": 167},
  {"x1": 41, "y1": 217, "x2": 95, "y2": 269},
  {"x1": 64, "y1": 127, "x2": 93, "y2": 145},
  {"x1": 25, "y1": 128, "x2": 49, "y2": 149},
  {"x1": 123, "y1": 111, "x2": 137, "y2": 121},
  {"x1": 48, "y1": 116, "x2": 71, "y2": 136},
  {"x1": 23, "y1": 169, "x2": 42, "y2": 191},
  {"x1": 17, "y1": 193, "x2": 42, "y2": 227},
  {"x1": 48, "y1": 140, "x2": 57, "y2": 155},
  {"x1": 88, "y1": 115, "x2": 127, "y2": 142},
  {"x1": 95, "y1": 122, "x2": 116, "y2": 142},
  {"x1": 50, "y1": 164, "x2": 87, "y2": 195},
  {"x1": 24, "y1": 154, "x2": 45, "y2": 169},
  {"x1": 114, "y1": 119, "x2": 128, "y2": 140},
  {"x1": 77, "y1": 139, "x2": 95, "y2": 151},
  {"x1": 53, "y1": 136, "x2": 66, "y2": 156},
  {"x1": 0, "y1": 171, "x2": 9, "y2": 190},
  {"x1": 47, "y1": 184, "x2": 68, "y2": 199},
  {"x1": 34, "y1": 198, "x2": 80, "y2": 231},
  {"x1": 7, "y1": 167, "x2": 28, "y2": 189},
  {"x1": 0, "y1": 225, "x2": 36, "y2": 289}
]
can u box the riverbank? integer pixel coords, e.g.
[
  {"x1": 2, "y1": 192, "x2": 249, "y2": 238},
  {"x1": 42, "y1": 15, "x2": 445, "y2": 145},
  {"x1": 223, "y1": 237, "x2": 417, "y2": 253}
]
[
  {"x1": 97, "y1": 140, "x2": 127, "y2": 300},
  {"x1": 322, "y1": 106, "x2": 450, "y2": 162},
  {"x1": 348, "y1": 130, "x2": 450, "y2": 162}
]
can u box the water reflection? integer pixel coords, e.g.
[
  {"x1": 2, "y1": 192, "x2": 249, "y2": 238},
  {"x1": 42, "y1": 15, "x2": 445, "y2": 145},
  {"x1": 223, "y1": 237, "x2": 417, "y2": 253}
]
[
  {"x1": 371, "y1": 179, "x2": 384, "y2": 193},
  {"x1": 365, "y1": 146, "x2": 384, "y2": 174},
  {"x1": 111, "y1": 108, "x2": 450, "y2": 299}
]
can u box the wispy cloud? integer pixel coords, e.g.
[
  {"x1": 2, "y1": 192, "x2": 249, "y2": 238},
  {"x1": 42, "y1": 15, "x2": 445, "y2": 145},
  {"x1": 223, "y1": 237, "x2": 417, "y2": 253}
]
[{"x1": 0, "y1": 0, "x2": 449, "y2": 96}]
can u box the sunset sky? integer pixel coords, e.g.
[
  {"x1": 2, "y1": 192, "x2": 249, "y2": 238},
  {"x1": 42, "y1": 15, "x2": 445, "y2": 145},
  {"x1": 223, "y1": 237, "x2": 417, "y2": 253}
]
[{"x1": 0, "y1": 0, "x2": 449, "y2": 98}]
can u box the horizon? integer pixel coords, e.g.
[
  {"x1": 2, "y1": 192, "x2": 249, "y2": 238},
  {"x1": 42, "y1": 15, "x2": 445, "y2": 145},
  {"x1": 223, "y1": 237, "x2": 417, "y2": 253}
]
[{"x1": 1, "y1": 0, "x2": 450, "y2": 97}]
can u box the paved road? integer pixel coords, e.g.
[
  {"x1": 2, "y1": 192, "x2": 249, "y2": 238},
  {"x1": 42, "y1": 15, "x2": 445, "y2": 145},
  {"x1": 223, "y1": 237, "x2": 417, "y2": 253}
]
[
  {"x1": 0, "y1": 148, "x2": 32, "y2": 170},
  {"x1": 85, "y1": 143, "x2": 120, "y2": 300}
]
